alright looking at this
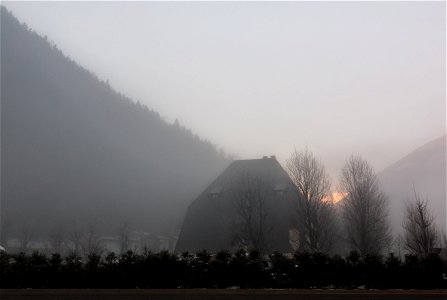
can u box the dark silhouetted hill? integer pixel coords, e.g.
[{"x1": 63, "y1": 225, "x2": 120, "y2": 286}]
[
  {"x1": 1, "y1": 7, "x2": 230, "y2": 241},
  {"x1": 378, "y1": 135, "x2": 446, "y2": 235}
]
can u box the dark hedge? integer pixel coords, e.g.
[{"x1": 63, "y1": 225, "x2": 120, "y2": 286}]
[{"x1": 0, "y1": 250, "x2": 445, "y2": 289}]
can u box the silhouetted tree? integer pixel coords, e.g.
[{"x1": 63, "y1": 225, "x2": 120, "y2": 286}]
[
  {"x1": 48, "y1": 224, "x2": 67, "y2": 254},
  {"x1": 286, "y1": 148, "x2": 338, "y2": 253},
  {"x1": 231, "y1": 172, "x2": 274, "y2": 253},
  {"x1": 118, "y1": 220, "x2": 131, "y2": 254},
  {"x1": 69, "y1": 220, "x2": 84, "y2": 254},
  {"x1": 441, "y1": 233, "x2": 447, "y2": 258},
  {"x1": 82, "y1": 222, "x2": 103, "y2": 256},
  {"x1": 18, "y1": 225, "x2": 34, "y2": 253},
  {"x1": 403, "y1": 191, "x2": 439, "y2": 257},
  {"x1": 340, "y1": 156, "x2": 390, "y2": 255}
]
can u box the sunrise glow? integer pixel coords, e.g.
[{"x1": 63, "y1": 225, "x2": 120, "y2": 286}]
[{"x1": 323, "y1": 192, "x2": 348, "y2": 203}]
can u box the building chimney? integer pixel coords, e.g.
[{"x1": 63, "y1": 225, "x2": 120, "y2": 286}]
[
  {"x1": 270, "y1": 155, "x2": 276, "y2": 159},
  {"x1": 262, "y1": 156, "x2": 268, "y2": 159}
]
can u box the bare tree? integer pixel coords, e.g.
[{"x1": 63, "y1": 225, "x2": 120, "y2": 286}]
[
  {"x1": 441, "y1": 233, "x2": 447, "y2": 258},
  {"x1": 286, "y1": 148, "x2": 338, "y2": 253},
  {"x1": 82, "y1": 221, "x2": 104, "y2": 256},
  {"x1": 118, "y1": 220, "x2": 131, "y2": 254},
  {"x1": 392, "y1": 234, "x2": 404, "y2": 259},
  {"x1": 48, "y1": 224, "x2": 67, "y2": 254},
  {"x1": 231, "y1": 172, "x2": 273, "y2": 253},
  {"x1": 403, "y1": 191, "x2": 439, "y2": 257},
  {"x1": 18, "y1": 224, "x2": 34, "y2": 252},
  {"x1": 340, "y1": 155, "x2": 390, "y2": 255},
  {"x1": 69, "y1": 220, "x2": 84, "y2": 254}
]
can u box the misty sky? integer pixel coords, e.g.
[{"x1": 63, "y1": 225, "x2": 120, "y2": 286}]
[{"x1": 3, "y1": 1, "x2": 446, "y2": 180}]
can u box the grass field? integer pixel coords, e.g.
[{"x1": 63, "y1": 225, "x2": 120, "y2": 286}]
[{"x1": 1, "y1": 289, "x2": 446, "y2": 300}]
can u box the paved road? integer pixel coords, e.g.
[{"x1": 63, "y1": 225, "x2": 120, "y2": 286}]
[{"x1": 1, "y1": 289, "x2": 446, "y2": 300}]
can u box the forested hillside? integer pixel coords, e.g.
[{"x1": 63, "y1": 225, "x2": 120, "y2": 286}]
[{"x1": 1, "y1": 7, "x2": 230, "y2": 241}]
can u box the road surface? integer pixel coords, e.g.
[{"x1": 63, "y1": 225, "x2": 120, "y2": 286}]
[{"x1": 1, "y1": 289, "x2": 446, "y2": 300}]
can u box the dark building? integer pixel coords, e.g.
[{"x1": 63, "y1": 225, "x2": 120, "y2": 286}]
[{"x1": 175, "y1": 156, "x2": 298, "y2": 253}]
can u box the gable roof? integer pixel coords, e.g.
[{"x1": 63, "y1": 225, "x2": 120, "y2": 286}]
[{"x1": 175, "y1": 156, "x2": 297, "y2": 253}]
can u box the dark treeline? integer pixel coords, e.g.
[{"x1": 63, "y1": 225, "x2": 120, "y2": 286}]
[{"x1": 0, "y1": 250, "x2": 445, "y2": 289}]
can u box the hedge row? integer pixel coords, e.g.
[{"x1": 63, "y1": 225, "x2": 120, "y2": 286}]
[{"x1": 0, "y1": 250, "x2": 445, "y2": 289}]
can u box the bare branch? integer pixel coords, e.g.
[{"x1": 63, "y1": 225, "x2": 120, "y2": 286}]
[
  {"x1": 18, "y1": 224, "x2": 34, "y2": 252},
  {"x1": 403, "y1": 190, "x2": 439, "y2": 257},
  {"x1": 286, "y1": 148, "x2": 337, "y2": 253},
  {"x1": 119, "y1": 220, "x2": 131, "y2": 254},
  {"x1": 231, "y1": 172, "x2": 274, "y2": 253},
  {"x1": 69, "y1": 220, "x2": 84, "y2": 254},
  {"x1": 48, "y1": 224, "x2": 67, "y2": 254},
  {"x1": 340, "y1": 155, "x2": 390, "y2": 255},
  {"x1": 82, "y1": 221, "x2": 104, "y2": 256}
]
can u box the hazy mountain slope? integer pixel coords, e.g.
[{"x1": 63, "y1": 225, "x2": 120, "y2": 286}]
[
  {"x1": 1, "y1": 7, "x2": 230, "y2": 240},
  {"x1": 379, "y1": 135, "x2": 446, "y2": 235}
]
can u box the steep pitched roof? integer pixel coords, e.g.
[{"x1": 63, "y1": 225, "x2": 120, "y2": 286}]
[{"x1": 175, "y1": 156, "x2": 297, "y2": 253}]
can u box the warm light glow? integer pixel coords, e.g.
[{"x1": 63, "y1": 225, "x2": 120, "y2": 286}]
[
  {"x1": 332, "y1": 192, "x2": 348, "y2": 203},
  {"x1": 323, "y1": 192, "x2": 348, "y2": 203}
]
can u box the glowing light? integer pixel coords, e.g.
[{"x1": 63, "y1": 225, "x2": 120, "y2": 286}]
[
  {"x1": 323, "y1": 192, "x2": 348, "y2": 203},
  {"x1": 332, "y1": 192, "x2": 348, "y2": 203}
]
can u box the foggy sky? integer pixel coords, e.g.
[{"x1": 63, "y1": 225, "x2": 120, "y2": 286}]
[{"x1": 3, "y1": 1, "x2": 445, "y2": 180}]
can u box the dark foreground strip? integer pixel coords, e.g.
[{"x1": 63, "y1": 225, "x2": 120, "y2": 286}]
[{"x1": 0, "y1": 289, "x2": 446, "y2": 300}]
